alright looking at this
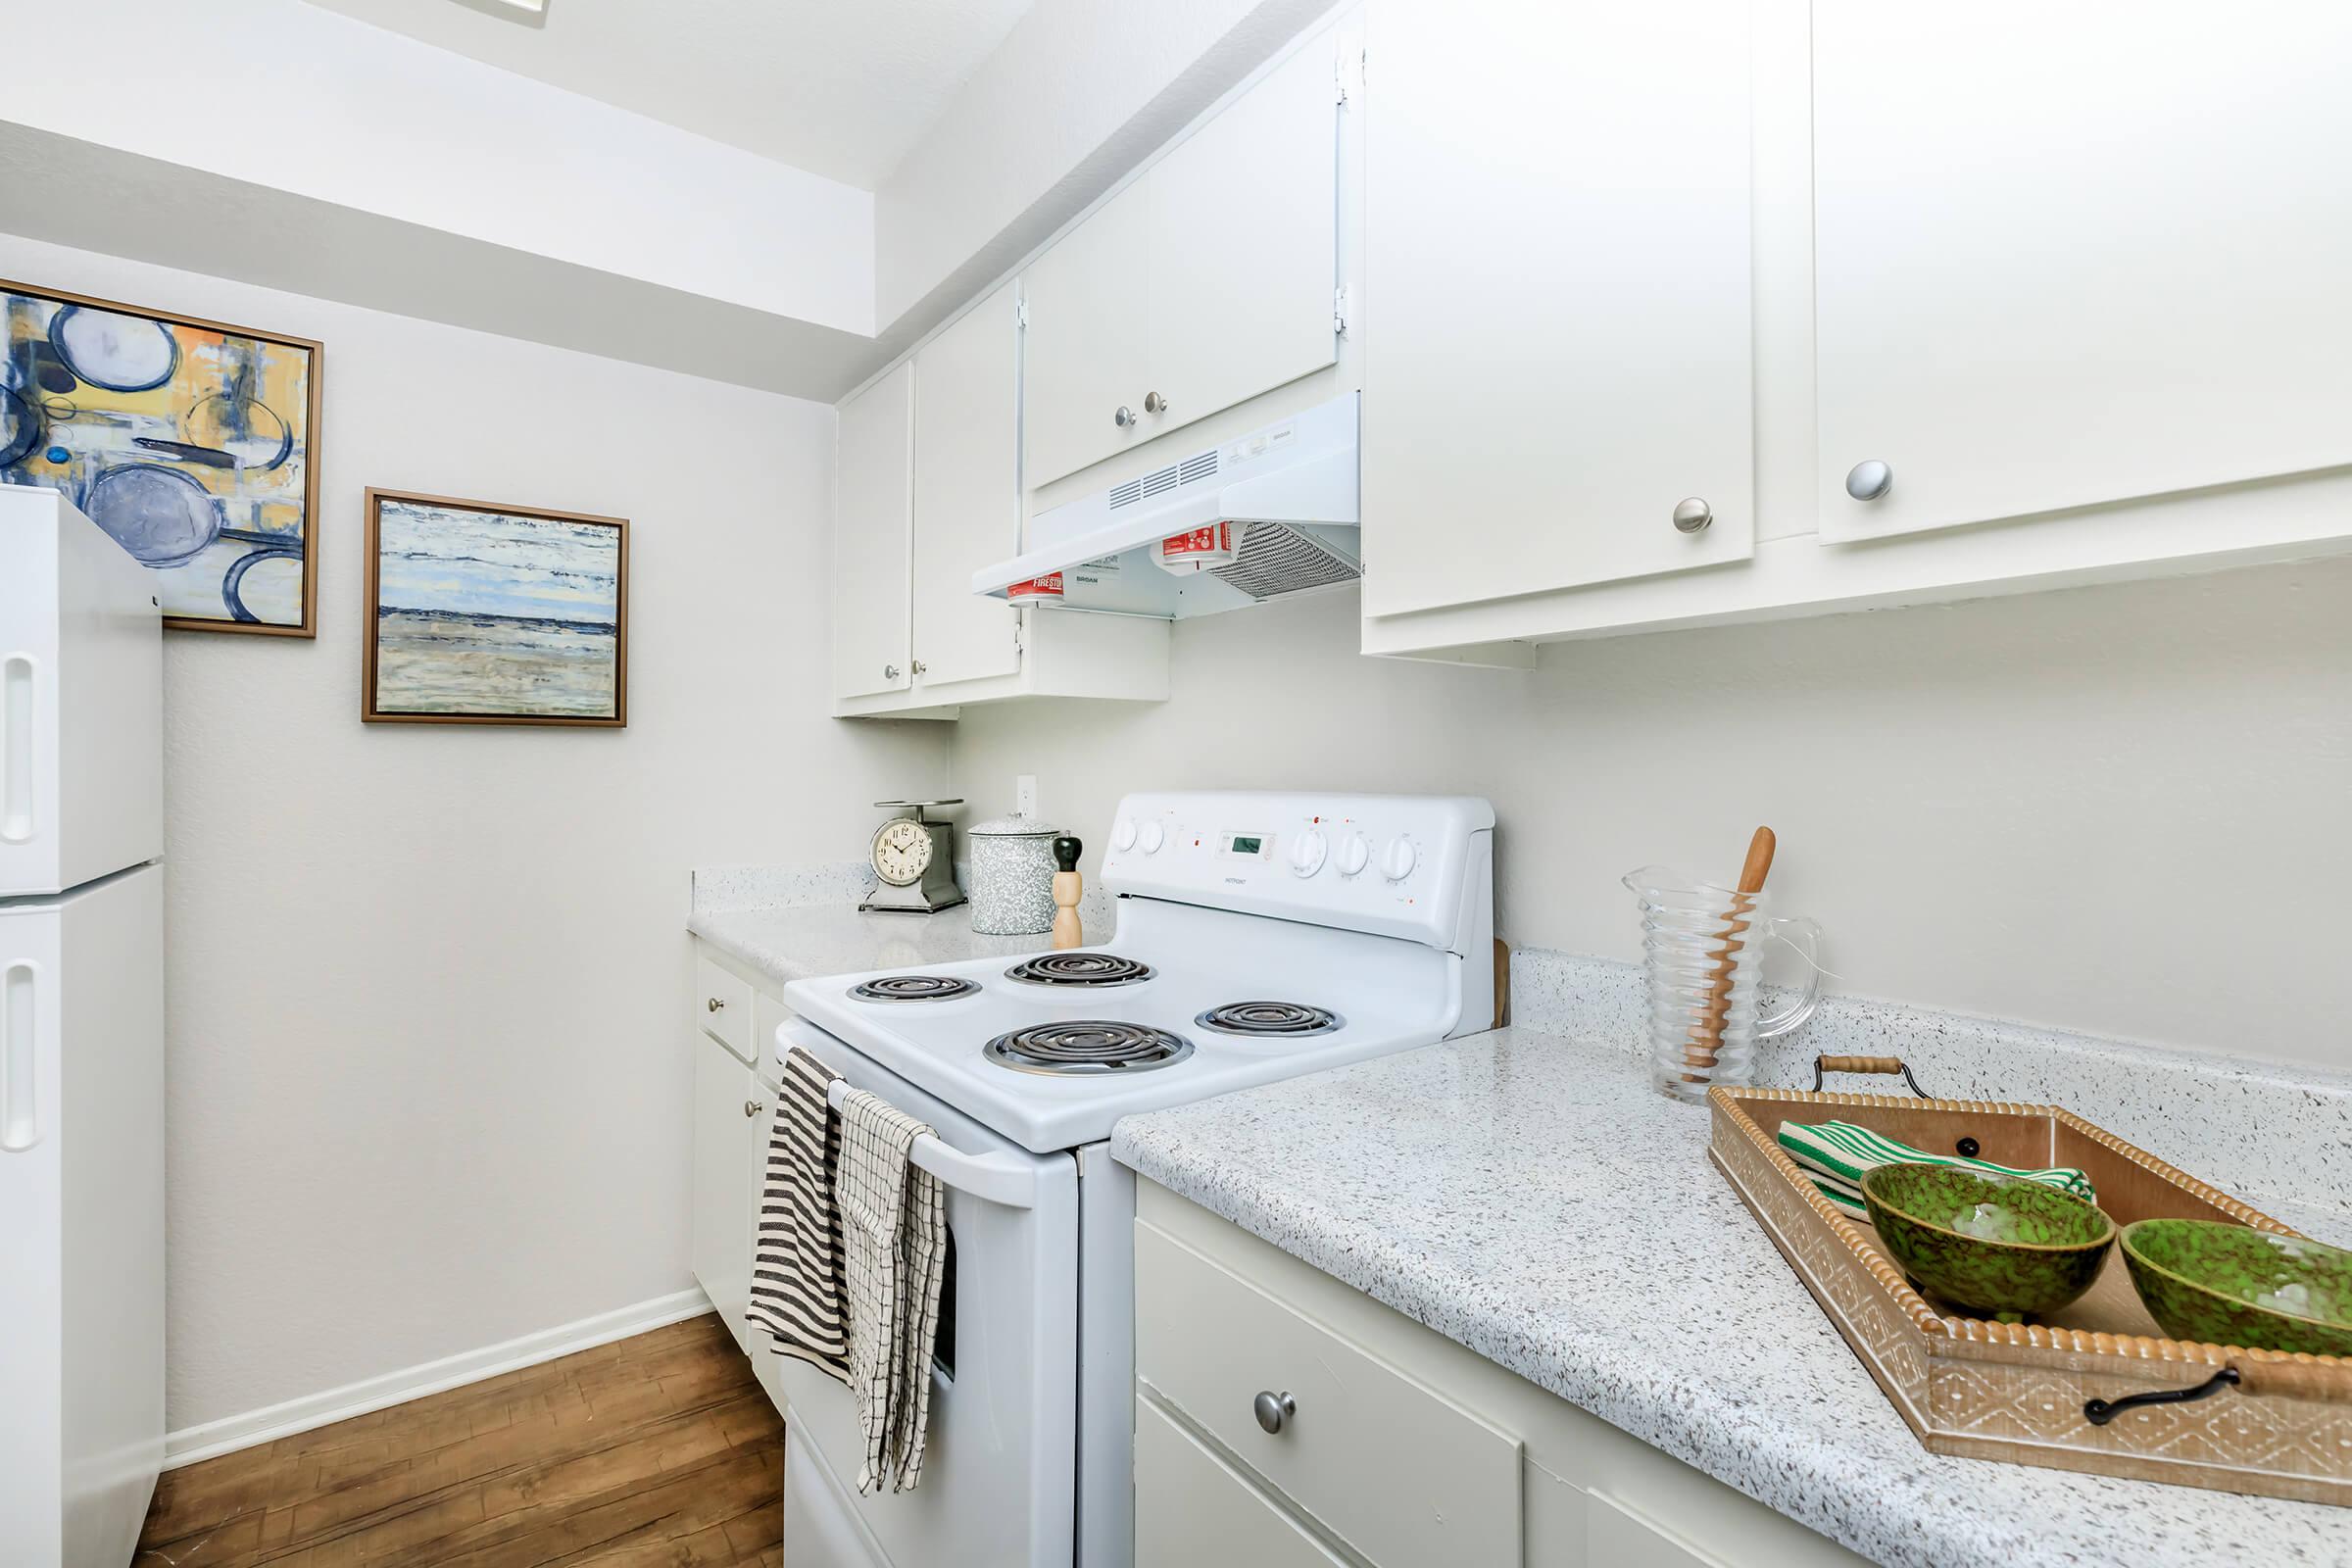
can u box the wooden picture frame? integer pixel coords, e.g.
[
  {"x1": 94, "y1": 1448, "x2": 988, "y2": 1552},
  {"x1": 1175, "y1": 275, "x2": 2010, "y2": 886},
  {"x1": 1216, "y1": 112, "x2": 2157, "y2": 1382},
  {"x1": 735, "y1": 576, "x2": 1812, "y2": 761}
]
[
  {"x1": 362, "y1": 488, "x2": 629, "y2": 728},
  {"x1": 1, "y1": 277, "x2": 323, "y2": 636}
]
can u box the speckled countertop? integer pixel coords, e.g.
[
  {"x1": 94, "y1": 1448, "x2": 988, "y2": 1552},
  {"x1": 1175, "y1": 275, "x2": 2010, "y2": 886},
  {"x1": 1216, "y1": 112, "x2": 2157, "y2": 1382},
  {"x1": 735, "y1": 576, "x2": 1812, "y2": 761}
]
[{"x1": 1111, "y1": 1027, "x2": 2352, "y2": 1568}]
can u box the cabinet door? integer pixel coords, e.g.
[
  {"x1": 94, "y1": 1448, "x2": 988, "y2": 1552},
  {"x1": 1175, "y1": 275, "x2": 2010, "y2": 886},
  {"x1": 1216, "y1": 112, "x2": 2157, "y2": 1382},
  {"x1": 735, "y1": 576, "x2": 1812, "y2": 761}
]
[
  {"x1": 690, "y1": 1035, "x2": 756, "y2": 1357},
  {"x1": 1140, "y1": 32, "x2": 1340, "y2": 450},
  {"x1": 1360, "y1": 0, "x2": 1753, "y2": 617},
  {"x1": 832, "y1": 363, "x2": 913, "y2": 700},
  {"x1": 1134, "y1": 1400, "x2": 1347, "y2": 1568},
  {"x1": 1021, "y1": 184, "x2": 1152, "y2": 488},
  {"x1": 1815, "y1": 4, "x2": 2352, "y2": 542},
  {"x1": 911, "y1": 284, "x2": 1022, "y2": 687}
]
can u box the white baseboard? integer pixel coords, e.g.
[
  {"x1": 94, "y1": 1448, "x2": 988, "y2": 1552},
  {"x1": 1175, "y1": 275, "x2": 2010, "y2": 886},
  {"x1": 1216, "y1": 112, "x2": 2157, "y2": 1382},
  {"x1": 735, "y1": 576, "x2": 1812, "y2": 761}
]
[{"x1": 163, "y1": 1289, "x2": 714, "y2": 1470}]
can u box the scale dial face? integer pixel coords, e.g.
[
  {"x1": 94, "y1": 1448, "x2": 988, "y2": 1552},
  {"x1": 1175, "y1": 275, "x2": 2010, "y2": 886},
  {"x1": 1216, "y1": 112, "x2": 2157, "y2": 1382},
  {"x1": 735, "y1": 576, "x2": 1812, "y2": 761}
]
[{"x1": 870, "y1": 817, "x2": 935, "y2": 888}]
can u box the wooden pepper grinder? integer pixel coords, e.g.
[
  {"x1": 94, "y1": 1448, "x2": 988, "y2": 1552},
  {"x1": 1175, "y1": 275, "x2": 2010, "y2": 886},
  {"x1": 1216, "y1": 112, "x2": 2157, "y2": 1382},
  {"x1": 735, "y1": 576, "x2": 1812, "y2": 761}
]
[{"x1": 1051, "y1": 836, "x2": 1084, "y2": 950}]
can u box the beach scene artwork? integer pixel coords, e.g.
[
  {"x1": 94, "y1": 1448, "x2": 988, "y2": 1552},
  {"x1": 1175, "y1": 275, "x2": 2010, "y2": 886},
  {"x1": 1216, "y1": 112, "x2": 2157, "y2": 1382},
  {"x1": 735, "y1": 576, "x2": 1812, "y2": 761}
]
[
  {"x1": 1, "y1": 280, "x2": 320, "y2": 633},
  {"x1": 365, "y1": 491, "x2": 627, "y2": 726}
]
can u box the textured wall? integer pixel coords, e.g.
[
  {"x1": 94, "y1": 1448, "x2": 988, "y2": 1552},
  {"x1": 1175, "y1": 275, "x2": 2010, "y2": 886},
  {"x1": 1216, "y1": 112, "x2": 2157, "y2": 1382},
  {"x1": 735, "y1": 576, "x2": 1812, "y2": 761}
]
[
  {"x1": 949, "y1": 564, "x2": 2352, "y2": 1070},
  {"x1": 0, "y1": 234, "x2": 950, "y2": 1432}
]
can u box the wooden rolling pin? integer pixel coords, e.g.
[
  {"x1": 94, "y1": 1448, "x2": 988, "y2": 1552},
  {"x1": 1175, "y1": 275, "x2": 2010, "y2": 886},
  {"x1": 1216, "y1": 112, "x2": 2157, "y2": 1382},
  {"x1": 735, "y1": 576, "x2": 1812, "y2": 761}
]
[{"x1": 1685, "y1": 826, "x2": 1776, "y2": 1077}]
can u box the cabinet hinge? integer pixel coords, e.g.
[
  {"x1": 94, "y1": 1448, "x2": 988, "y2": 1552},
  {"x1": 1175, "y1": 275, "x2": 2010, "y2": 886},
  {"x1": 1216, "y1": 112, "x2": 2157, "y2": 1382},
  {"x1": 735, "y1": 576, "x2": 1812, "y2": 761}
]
[
  {"x1": 1015, "y1": 298, "x2": 1029, "y2": 329},
  {"x1": 1333, "y1": 285, "x2": 1350, "y2": 336}
]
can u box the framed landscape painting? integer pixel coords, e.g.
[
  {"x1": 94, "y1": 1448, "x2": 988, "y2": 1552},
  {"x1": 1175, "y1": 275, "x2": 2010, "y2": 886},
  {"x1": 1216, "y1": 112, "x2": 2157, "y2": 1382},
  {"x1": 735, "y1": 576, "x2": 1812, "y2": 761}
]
[
  {"x1": 0, "y1": 278, "x2": 321, "y2": 634},
  {"x1": 362, "y1": 489, "x2": 629, "y2": 727}
]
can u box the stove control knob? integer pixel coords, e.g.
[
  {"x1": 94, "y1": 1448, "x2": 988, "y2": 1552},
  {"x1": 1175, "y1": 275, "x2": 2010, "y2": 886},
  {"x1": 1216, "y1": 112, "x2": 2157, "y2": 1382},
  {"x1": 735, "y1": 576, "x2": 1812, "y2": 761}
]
[
  {"x1": 1111, "y1": 816, "x2": 1138, "y2": 853},
  {"x1": 1379, "y1": 836, "x2": 1417, "y2": 882},
  {"x1": 1335, "y1": 832, "x2": 1371, "y2": 878},
  {"x1": 1289, "y1": 827, "x2": 1327, "y2": 878},
  {"x1": 1138, "y1": 820, "x2": 1166, "y2": 855}
]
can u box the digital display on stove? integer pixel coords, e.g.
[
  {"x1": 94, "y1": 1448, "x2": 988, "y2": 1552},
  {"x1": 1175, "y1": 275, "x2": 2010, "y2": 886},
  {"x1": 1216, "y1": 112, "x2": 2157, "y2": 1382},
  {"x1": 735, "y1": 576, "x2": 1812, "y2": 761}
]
[{"x1": 1228, "y1": 835, "x2": 1262, "y2": 855}]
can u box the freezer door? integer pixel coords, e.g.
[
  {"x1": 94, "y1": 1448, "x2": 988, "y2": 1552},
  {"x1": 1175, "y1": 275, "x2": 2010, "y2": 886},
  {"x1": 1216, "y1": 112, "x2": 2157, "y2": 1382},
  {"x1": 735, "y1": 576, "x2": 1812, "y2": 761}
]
[
  {"x1": 0, "y1": 865, "x2": 167, "y2": 1565},
  {"x1": 0, "y1": 489, "x2": 164, "y2": 897}
]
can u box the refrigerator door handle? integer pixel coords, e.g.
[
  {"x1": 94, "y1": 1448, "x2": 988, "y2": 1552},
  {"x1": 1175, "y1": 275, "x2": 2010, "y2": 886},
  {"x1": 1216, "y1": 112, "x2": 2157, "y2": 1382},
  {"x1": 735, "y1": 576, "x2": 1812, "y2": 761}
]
[
  {"x1": 2, "y1": 960, "x2": 35, "y2": 1152},
  {"x1": 1, "y1": 653, "x2": 32, "y2": 846}
]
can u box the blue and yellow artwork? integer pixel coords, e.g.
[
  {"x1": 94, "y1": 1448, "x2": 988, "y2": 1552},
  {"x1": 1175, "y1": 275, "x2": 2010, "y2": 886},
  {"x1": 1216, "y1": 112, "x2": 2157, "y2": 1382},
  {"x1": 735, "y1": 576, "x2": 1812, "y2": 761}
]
[
  {"x1": 364, "y1": 490, "x2": 628, "y2": 727},
  {"x1": 0, "y1": 280, "x2": 320, "y2": 633}
]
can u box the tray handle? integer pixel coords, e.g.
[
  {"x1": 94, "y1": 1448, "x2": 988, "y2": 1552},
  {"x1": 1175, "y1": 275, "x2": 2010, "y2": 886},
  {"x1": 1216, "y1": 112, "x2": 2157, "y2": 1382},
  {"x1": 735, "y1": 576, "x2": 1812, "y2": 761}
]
[
  {"x1": 2083, "y1": 1359, "x2": 2352, "y2": 1425},
  {"x1": 1810, "y1": 1054, "x2": 1929, "y2": 1098}
]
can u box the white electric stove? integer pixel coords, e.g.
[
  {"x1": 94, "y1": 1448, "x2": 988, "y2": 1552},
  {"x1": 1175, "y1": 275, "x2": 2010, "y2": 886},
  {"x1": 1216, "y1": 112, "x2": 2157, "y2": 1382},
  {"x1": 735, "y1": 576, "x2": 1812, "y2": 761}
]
[{"x1": 773, "y1": 791, "x2": 1495, "y2": 1568}]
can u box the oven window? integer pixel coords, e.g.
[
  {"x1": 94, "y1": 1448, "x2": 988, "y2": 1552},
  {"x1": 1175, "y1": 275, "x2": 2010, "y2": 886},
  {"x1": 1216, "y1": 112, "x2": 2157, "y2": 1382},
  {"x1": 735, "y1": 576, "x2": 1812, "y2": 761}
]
[{"x1": 931, "y1": 1226, "x2": 957, "y2": 1382}]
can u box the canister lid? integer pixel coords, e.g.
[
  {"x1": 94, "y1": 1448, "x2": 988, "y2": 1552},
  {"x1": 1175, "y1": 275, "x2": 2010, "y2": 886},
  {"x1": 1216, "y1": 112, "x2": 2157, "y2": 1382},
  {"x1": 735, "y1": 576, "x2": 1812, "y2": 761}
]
[{"x1": 968, "y1": 811, "x2": 1058, "y2": 837}]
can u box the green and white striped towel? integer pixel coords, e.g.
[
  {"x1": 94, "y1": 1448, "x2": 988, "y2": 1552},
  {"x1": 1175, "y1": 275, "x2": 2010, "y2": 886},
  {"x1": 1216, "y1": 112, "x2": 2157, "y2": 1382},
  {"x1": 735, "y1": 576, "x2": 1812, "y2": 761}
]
[{"x1": 1777, "y1": 1119, "x2": 2095, "y2": 1221}]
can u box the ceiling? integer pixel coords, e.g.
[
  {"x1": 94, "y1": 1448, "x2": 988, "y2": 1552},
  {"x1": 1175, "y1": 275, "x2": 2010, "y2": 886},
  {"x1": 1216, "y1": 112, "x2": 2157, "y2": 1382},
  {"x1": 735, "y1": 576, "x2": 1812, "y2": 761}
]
[{"x1": 302, "y1": 0, "x2": 1038, "y2": 188}]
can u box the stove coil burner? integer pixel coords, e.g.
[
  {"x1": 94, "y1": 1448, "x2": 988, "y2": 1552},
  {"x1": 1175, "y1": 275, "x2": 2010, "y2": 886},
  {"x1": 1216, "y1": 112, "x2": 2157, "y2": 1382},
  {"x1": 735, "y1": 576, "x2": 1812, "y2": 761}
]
[
  {"x1": 1196, "y1": 1001, "x2": 1343, "y2": 1037},
  {"x1": 983, "y1": 1021, "x2": 1195, "y2": 1076},
  {"x1": 850, "y1": 974, "x2": 980, "y2": 1003},
  {"x1": 1004, "y1": 953, "x2": 1156, "y2": 989}
]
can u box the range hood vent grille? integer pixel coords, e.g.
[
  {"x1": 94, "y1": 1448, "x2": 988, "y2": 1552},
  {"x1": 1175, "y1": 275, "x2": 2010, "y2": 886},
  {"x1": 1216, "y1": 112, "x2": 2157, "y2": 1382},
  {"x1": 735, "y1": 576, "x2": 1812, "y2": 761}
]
[{"x1": 1213, "y1": 521, "x2": 1358, "y2": 601}]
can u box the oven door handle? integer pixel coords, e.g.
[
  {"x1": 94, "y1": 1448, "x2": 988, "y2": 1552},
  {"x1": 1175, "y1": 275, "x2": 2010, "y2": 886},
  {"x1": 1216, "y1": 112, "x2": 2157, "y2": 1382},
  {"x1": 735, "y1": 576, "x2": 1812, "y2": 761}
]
[{"x1": 818, "y1": 1074, "x2": 1039, "y2": 1210}]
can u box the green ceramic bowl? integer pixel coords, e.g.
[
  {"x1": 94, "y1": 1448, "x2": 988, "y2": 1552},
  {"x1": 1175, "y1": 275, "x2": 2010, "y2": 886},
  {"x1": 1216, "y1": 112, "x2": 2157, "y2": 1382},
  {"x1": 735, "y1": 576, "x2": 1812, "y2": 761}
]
[
  {"x1": 1861, "y1": 1161, "x2": 2116, "y2": 1319},
  {"x1": 2120, "y1": 1219, "x2": 2352, "y2": 1356}
]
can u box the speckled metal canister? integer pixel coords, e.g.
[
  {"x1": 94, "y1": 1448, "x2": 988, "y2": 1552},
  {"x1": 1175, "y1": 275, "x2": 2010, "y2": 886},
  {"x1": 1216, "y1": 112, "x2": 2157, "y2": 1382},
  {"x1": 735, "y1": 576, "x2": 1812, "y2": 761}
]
[{"x1": 966, "y1": 812, "x2": 1060, "y2": 934}]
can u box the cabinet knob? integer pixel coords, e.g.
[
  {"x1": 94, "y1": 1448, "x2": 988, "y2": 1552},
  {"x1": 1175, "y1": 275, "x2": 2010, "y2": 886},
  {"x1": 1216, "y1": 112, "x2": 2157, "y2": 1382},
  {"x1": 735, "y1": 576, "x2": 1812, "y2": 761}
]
[
  {"x1": 1251, "y1": 1390, "x2": 1297, "y2": 1435},
  {"x1": 744, "y1": 1100, "x2": 763, "y2": 1118},
  {"x1": 1113, "y1": 405, "x2": 1136, "y2": 429},
  {"x1": 706, "y1": 997, "x2": 725, "y2": 1012},
  {"x1": 910, "y1": 660, "x2": 927, "y2": 676},
  {"x1": 1671, "y1": 497, "x2": 1713, "y2": 534},
  {"x1": 1144, "y1": 391, "x2": 1171, "y2": 415},
  {"x1": 1844, "y1": 460, "x2": 1893, "y2": 502},
  {"x1": 884, "y1": 663, "x2": 901, "y2": 680}
]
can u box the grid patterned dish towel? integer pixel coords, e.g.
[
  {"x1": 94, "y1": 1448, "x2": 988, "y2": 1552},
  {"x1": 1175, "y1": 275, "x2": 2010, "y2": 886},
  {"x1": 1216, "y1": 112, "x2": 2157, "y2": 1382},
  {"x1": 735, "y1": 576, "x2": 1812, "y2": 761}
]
[
  {"x1": 836, "y1": 1086, "x2": 950, "y2": 1496},
  {"x1": 748, "y1": 1048, "x2": 851, "y2": 1382},
  {"x1": 1778, "y1": 1119, "x2": 2097, "y2": 1221}
]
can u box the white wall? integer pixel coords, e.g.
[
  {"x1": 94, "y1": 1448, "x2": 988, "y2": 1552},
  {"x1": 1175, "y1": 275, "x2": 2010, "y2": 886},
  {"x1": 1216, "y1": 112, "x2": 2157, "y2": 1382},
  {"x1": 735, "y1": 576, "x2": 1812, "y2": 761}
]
[
  {"x1": 0, "y1": 234, "x2": 950, "y2": 1432},
  {"x1": 948, "y1": 565, "x2": 2352, "y2": 1071}
]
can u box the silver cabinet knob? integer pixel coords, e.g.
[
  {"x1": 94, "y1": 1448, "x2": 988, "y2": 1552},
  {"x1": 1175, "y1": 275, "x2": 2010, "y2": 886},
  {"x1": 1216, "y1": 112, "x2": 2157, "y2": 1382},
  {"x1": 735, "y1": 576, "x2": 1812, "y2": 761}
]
[
  {"x1": 883, "y1": 663, "x2": 901, "y2": 680},
  {"x1": 1251, "y1": 1390, "x2": 1297, "y2": 1435},
  {"x1": 1671, "y1": 497, "x2": 1713, "y2": 534},
  {"x1": 910, "y1": 660, "x2": 927, "y2": 676},
  {"x1": 1144, "y1": 391, "x2": 1170, "y2": 415},
  {"x1": 1113, "y1": 405, "x2": 1136, "y2": 428},
  {"x1": 1844, "y1": 460, "x2": 1892, "y2": 501},
  {"x1": 744, "y1": 1100, "x2": 763, "y2": 1118},
  {"x1": 706, "y1": 997, "x2": 725, "y2": 1012}
]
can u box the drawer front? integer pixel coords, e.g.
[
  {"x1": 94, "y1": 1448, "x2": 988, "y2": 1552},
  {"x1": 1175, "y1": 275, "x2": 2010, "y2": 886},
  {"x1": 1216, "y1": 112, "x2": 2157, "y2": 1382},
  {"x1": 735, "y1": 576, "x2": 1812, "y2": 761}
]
[
  {"x1": 1136, "y1": 1398, "x2": 1346, "y2": 1568},
  {"x1": 694, "y1": 954, "x2": 753, "y2": 1061},
  {"x1": 1136, "y1": 1218, "x2": 1521, "y2": 1567},
  {"x1": 1587, "y1": 1491, "x2": 1726, "y2": 1568}
]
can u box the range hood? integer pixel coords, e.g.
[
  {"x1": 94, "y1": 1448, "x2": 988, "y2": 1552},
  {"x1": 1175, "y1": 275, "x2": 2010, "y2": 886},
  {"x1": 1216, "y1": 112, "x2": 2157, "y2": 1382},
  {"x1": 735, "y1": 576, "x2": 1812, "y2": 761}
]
[{"x1": 972, "y1": 393, "x2": 1358, "y2": 619}]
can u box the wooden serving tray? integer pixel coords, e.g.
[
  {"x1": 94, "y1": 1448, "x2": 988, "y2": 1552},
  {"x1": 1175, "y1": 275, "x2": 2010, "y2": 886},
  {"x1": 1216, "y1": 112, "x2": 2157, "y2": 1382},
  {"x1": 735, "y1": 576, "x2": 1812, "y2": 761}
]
[{"x1": 1709, "y1": 1060, "x2": 2352, "y2": 1502}]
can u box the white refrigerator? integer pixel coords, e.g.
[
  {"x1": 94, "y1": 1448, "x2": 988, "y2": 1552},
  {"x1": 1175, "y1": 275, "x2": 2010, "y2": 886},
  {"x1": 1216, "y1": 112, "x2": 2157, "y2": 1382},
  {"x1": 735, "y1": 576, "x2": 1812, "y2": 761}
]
[{"x1": 1, "y1": 486, "x2": 166, "y2": 1568}]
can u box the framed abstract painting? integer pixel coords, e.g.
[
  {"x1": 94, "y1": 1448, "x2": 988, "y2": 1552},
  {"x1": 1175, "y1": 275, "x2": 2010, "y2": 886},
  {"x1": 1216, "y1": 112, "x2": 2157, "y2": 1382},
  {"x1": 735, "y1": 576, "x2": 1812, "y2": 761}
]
[
  {"x1": 0, "y1": 279, "x2": 322, "y2": 634},
  {"x1": 362, "y1": 489, "x2": 629, "y2": 727}
]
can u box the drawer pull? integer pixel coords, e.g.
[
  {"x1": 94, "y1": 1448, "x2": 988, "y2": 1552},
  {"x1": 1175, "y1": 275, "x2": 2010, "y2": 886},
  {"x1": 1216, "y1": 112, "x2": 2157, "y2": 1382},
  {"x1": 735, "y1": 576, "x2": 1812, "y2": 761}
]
[
  {"x1": 1251, "y1": 1390, "x2": 1297, "y2": 1435},
  {"x1": 707, "y1": 997, "x2": 726, "y2": 1012}
]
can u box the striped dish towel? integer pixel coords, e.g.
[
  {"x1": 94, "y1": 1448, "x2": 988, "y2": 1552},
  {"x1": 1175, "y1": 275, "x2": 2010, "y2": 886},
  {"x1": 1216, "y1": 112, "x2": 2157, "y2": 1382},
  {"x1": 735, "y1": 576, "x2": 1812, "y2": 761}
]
[
  {"x1": 836, "y1": 1086, "x2": 950, "y2": 1496},
  {"x1": 749, "y1": 1048, "x2": 851, "y2": 1382},
  {"x1": 1779, "y1": 1119, "x2": 2096, "y2": 1221}
]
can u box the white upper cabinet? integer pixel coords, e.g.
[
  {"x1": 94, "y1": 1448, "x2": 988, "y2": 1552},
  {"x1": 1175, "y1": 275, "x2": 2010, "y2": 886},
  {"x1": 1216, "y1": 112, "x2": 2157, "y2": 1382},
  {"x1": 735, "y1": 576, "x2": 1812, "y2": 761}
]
[
  {"x1": 911, "y1": 283, "x2": 1023, "y2": 688},
  {"x1": 1814, "y1": 2, "x2": 2352, "y2": 542},
  {"x1": 832, "y1": 363, "x2": 912, "y2": 700},
  {"x1": 1023, "y1": 31, "x2": 1342, "y2": 489},
  {"x1": 1358, "y1": 0, "x2": 1754, "y2": 618}
]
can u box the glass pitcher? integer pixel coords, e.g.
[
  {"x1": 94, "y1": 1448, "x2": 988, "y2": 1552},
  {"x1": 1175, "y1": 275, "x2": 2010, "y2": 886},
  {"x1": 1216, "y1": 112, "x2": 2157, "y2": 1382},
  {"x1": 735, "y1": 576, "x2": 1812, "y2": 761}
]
[{"x1": 1623, "y1": 865, "x2": 1824, "y2": 1103}]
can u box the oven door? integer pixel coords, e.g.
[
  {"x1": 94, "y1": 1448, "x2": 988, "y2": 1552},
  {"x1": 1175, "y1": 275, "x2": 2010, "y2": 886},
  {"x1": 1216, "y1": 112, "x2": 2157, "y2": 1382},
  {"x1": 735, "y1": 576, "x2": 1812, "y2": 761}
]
[{"x1": 776, "y1": 1019, "x2": 1079, "y2": 1568}]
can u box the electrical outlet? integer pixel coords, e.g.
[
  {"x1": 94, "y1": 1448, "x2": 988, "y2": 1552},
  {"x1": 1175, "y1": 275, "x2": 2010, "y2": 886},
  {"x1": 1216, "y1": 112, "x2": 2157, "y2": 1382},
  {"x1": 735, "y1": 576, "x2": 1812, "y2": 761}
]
[{"x1": 1015, "y1": 774, "x2": 1038, "y2": 819}]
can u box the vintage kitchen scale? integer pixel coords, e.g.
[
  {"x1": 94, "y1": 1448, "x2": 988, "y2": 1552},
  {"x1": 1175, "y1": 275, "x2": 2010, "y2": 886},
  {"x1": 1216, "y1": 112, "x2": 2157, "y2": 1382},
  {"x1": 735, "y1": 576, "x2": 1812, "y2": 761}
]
[
  {"x1": 858, "y1": 800, "x2": 965, "y2": 914},
  {"x1": 1711, "y1": 1055, "x2": 2352, "y2": 1503}
]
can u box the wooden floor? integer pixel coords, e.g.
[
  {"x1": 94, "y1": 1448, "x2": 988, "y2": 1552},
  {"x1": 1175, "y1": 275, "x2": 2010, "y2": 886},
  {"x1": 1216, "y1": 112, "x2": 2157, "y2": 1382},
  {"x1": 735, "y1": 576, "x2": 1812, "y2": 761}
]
[{"x1": 138, "y1": 1314, "x2": 783, "y2": 1567}]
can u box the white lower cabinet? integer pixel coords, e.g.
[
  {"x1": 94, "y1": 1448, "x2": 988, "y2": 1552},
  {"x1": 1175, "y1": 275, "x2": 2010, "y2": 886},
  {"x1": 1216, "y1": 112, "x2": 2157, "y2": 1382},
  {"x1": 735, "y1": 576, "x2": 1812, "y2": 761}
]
[
  {"x1": 1134, "y1": 1181, "x2": 1868, "y2": 1568},
  {"x1": 688, "y1": 941, "x2": 789, "y2": 1416}
]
